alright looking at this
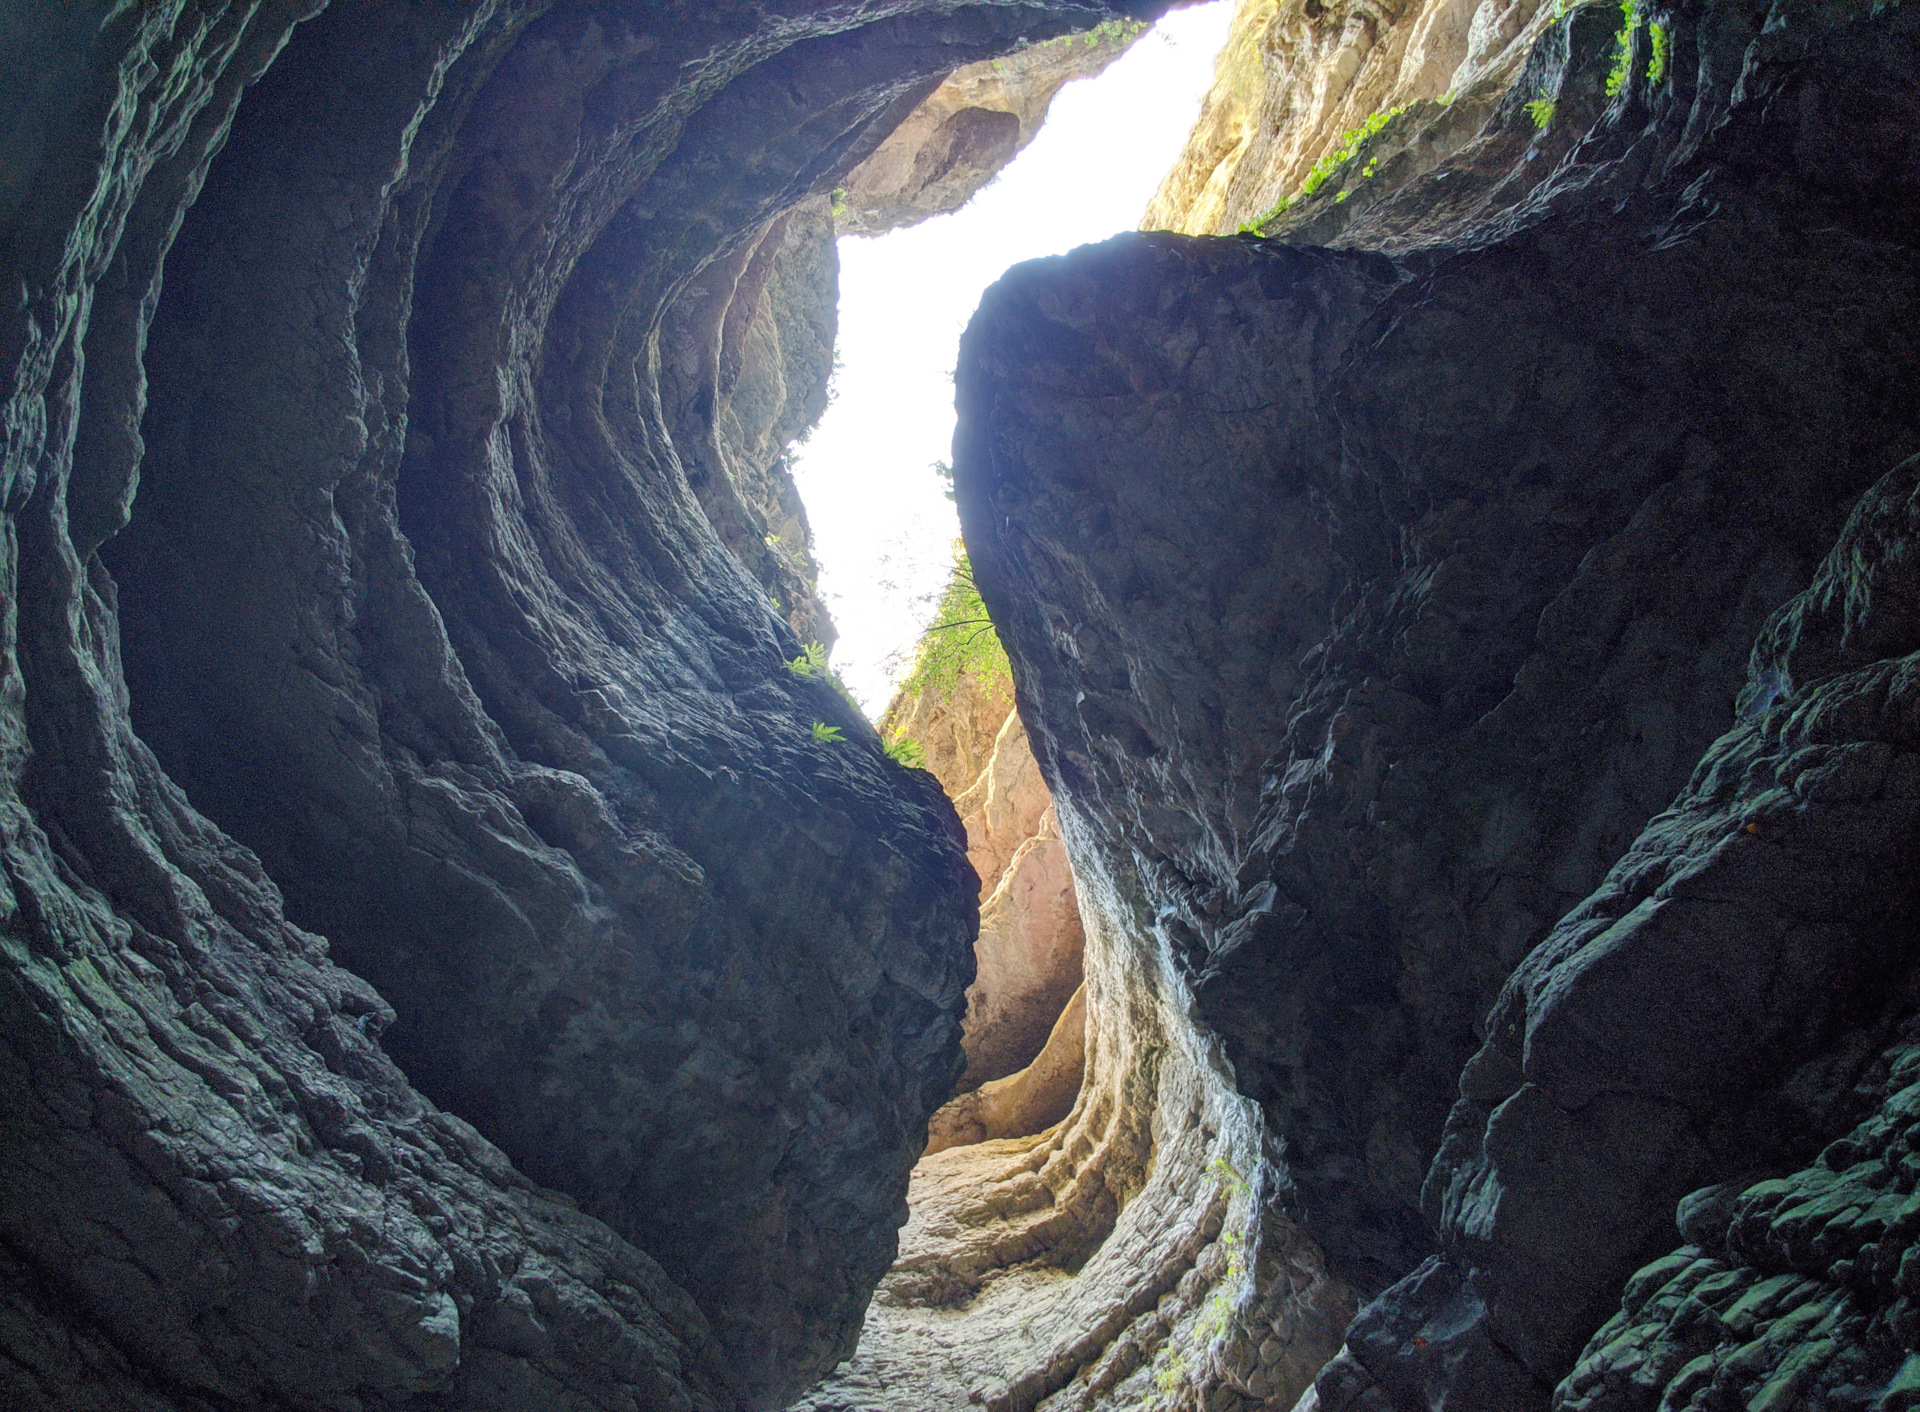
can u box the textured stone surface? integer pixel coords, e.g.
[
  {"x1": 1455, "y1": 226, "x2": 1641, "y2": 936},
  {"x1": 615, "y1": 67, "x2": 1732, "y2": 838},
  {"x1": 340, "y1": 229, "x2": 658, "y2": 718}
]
[
  {"x1": 1388, "y1": 455, "x2": 1920, "y2": 1412},
  {"x1": 1558, "y1": 1027, "x2": 1920, "y2": 1412},
  {"x1": 926, "y1": 981, "x2": 1087, "y2": 1154},
  {"x1": 958, "y1": 728, "x2": 1087, "y2": 1090},
  {"x1": 660, "y1": 195, "x2": 843, "y2": 649},
  {"x1": 956, "y1": 2, "x2": 1920, "y2": 1408},
  {"x1": 0, "y1": 3, "x2": 1177, "y2": 1409},
  {"x1": 839, "y1": 23, "x2": 1143, "y2": 237},
  {"x1": 1142, "y1": 0, "x2": 1554, "y2": 236}
]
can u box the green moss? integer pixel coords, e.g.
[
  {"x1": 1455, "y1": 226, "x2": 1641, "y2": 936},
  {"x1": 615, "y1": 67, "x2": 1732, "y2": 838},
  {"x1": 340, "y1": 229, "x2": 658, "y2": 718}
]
[
  {"x1": 1605, "y1": 0, "x2": 1640, "y2": 97},
  {"x1": 1647, "y1": 20, "x2": 1670, "y2": 82}
]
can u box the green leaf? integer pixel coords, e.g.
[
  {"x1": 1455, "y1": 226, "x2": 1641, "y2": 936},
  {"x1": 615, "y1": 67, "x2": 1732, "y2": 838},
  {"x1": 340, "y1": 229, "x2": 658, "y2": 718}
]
[
  {"x1": 787, "y1": 641, "x2": 828, "y2": 679},
  {"x1": 811, "y1": 721, "x2": 845, "y2": 744}
]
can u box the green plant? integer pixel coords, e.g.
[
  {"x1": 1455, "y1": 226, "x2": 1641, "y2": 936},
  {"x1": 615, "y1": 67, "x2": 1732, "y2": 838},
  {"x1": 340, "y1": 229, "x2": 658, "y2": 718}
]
[
  {"x1": 1527, "y1": 95, "x2": 1558, "y2": 129},
  {"x1": 811, "y1": 721, "x2": 845, "y2": 744},
  {"x1": 1046, "y1": 17, "x2": 1148, "y2": 49},
  {"x1": 894, "y1": 551, "x2": 1011, "y2": 703},
  {"x1": 829, "y1": 187, "x2": 849, "y2": 221},
  {"x1": 1647, "y1": 19, "x2": 1670, "y2": 82},
  {"x1": 1605, "y1": 0, "x2": 1640, "y2": 96},
  {"x1": 932, "y1": 458, "x2": 955, "y2": 503},
  {"x1": 1206, "y1": 1155, "x2": 1249, "y2": 1198},
  {"x1": 1298, "y1": 104, "x2": 1407, "y2": 199},
  {"x1": 787, "y1": 640, "x2": 829, "y2": 679},
  {"x1": 883, "y1": 734, "x2": 926, "y2": 769}
]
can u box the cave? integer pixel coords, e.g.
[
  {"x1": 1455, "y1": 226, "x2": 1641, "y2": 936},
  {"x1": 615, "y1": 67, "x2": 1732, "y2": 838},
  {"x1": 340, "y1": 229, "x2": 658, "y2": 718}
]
[{"x1": 3, "y1": 1, "x2": 1920, "y2": 1411}]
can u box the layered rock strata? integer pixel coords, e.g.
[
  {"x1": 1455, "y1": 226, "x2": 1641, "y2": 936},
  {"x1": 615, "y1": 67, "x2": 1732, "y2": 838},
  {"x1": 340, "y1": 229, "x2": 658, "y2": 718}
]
[
  {"x1": 1143, "y1": 0, "x2": 1555, "y2": 236},
  {"x1": 954, "y1": 1, "x2": 1920, "y2": 1407},
  {"x1": 0, "y1": 4, "x2": 1178, "y2": 1410}
]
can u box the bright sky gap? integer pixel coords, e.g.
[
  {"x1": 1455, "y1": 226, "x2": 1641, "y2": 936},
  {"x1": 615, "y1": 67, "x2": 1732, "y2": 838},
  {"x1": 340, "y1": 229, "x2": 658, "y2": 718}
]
[{"x1": 791, "y1": 2, "x2": 1236, "y2": 715}]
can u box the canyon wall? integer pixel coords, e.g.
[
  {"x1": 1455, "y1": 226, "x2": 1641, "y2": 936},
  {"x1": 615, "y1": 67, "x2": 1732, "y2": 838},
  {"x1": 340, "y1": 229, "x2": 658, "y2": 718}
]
[
  {"x1": 10, "y1": 1, "x2": 1920, "y2": 1410},
  {"x1": 0, "y1": 4, "x2": 1176, "y2": 1410},
  {"x1": 957, "y1": 1, "x2": 1920, "y2": 1409},
  {"x1": 1144, "y1": 0, "x2": 1558, "y2": 236}
]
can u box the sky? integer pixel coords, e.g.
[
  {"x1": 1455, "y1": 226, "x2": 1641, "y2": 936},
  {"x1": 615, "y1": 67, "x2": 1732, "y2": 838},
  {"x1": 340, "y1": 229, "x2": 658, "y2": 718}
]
[{"x1": 790, "y1": 2, "x2": 1235, "y2": 715}]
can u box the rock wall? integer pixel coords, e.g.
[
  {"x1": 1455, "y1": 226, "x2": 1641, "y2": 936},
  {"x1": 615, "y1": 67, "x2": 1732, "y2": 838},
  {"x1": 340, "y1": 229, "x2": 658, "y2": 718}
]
[
  {"x1": 838, "y1": 21, "x2": 1145, "y2": 237},
  {"x1": 955, "y1": 1, "x2": 1920, "y2": 1409},
  {"x1": 1143, "y1": 0, "x2": 1555, "y2": 236},
  {"x1": 0, "y1": 4, "x2": 1178, "y2": 1410}
]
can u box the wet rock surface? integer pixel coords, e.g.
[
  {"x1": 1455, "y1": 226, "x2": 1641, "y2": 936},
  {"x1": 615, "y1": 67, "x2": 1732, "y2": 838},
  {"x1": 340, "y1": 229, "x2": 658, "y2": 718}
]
[{"x1": 0, "y1": 3, "x2": 1174, "y2": 1409}]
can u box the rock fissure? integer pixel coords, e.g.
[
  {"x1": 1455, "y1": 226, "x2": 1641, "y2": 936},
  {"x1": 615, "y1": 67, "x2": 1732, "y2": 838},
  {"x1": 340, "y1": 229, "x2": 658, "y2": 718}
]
[{"x1": 10, "y1": 0, "x2": 1920, "y2": 1408}]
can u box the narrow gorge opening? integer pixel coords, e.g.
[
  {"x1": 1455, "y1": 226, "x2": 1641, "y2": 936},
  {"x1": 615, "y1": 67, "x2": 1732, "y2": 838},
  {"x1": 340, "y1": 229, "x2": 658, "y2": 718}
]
[{"x1": 12, "y1": 3, "x2": 1920, "y2": 1412}]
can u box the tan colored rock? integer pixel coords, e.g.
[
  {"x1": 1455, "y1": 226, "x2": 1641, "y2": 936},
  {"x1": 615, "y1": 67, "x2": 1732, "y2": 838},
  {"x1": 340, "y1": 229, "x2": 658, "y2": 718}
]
[
  {"x1": 959, "y1": 805, "x2": 1085, "y2": 1088},
  {"x1": 794, "y1": 884, "x2": 1357, "y2": 1412},
  {"x1": 891, "y1": 675, "x2": 1085, "y2": 1094},
  {"x1": 883, "y1": 664, "x2": 1015, "y2": 802},
  {"x1": 924, "y1": 983, "x2": 1086, "y2": 1155},
  {"x1": 839, "y1": 25, "x2": 1145, "y2": 237},
  {"x1": 1142, "y1": 0, "x2": 1555, "y2": 236},
  {"x1": 955, "y1": 703, "x2": 1054, "y2": 898}
]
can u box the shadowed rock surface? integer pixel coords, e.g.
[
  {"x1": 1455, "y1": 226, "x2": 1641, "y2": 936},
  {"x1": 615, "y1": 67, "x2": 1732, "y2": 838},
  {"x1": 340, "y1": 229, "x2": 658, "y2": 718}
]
[
  {"x1": 11, "y1": 0, "x2": 1920, "y2": 1408},
  {"x1": 955, "y1": 0, "x2": 1920, "y2": 1405},
  {"x1": 1548, "y1": 457, "x2": 1920, "y2": 1412},
  {"x1": 0, "y1": 3, "x2": 1177, "y2": 1409}
]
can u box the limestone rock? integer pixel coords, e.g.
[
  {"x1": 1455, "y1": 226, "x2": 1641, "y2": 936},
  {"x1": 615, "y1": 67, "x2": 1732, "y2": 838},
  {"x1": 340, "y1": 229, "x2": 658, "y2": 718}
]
[
  {"x1": 0, "y1": 3, "x2": 1189, "y2": 1409},
  {"x1": 958, "y1": 804, "x2": 1087, "y2": 1089},
  {"x1": 926, "y1": 982, "x2": 1088, "y2": 1154},
  {"x1": 661, "y1": 197, "x2": 842, "y2": 649},
  {"x1": 954, "y1": 2, "x2": 1920, "y2": 1406},
  {"x1": 1143, "y1": 0, "x2": 1555, "y2": 236},
  {"x1": 839, "y1": 23, "x2": 1146, "y2": 237},
  {"x1": 1559, "y1": 1028, "x2": 1920, "y2": 1412},
  {"x1": 885, "y1": 666, "x2": 1018, "y2": 803}
]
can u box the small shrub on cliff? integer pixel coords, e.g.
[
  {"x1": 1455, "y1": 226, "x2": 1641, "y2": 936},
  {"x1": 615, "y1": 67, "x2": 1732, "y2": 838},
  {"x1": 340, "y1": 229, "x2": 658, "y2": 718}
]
[
  {"x1": 1527, "y1": 96, "x2": 1558, "y2": 129},
  {"x1": 788, "y1": 639, "x2": 863, "y2": 713},
  {"x1": 1605, "y1": 0, "x2": 1641, "y2": 96},
  {"x1": 883, "y1": 734, "x2": 926, "y2": 769},
  {"x1": 1246, "y1": 103, "x2": 1408, "y2": 230},
  {"x1": 895, "y1": 550, "x2": 1012, "y2": 703},
  {"x1": 811, "y1": 721, "x2": 844, "y2": 744},
  {"x1": 787, "y1": 640, "x2": 829, "y2": 680}
]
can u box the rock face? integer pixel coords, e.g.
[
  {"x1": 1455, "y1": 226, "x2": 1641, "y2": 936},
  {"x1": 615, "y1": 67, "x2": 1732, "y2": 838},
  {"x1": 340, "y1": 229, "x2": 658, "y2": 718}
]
[
  {"x1": 954, "y1": 0, "x2": 1920, "y2": 1408},
  {"x1": 838, "y1": 23, "x2": 1144, "y2": 237},
  {"x1": 1548, "y1": 459, "x2": 1920, "y2": 1412},
  {"x1": 883, "y1": 652, "x2": 1088, "y2": 1109},
  {"x1": 955, "y1": 714, "x2": 1087, "y2": 1091},
  {"x1": 659, "y1": 195, "x2": 843, "y2": 649},
  {"x1": 0, "y1": 4, "x2": 1179, "y2": 1410},
  {"x1": 1143, "y1": 0, "x2": 1554, "y2": 235}
]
